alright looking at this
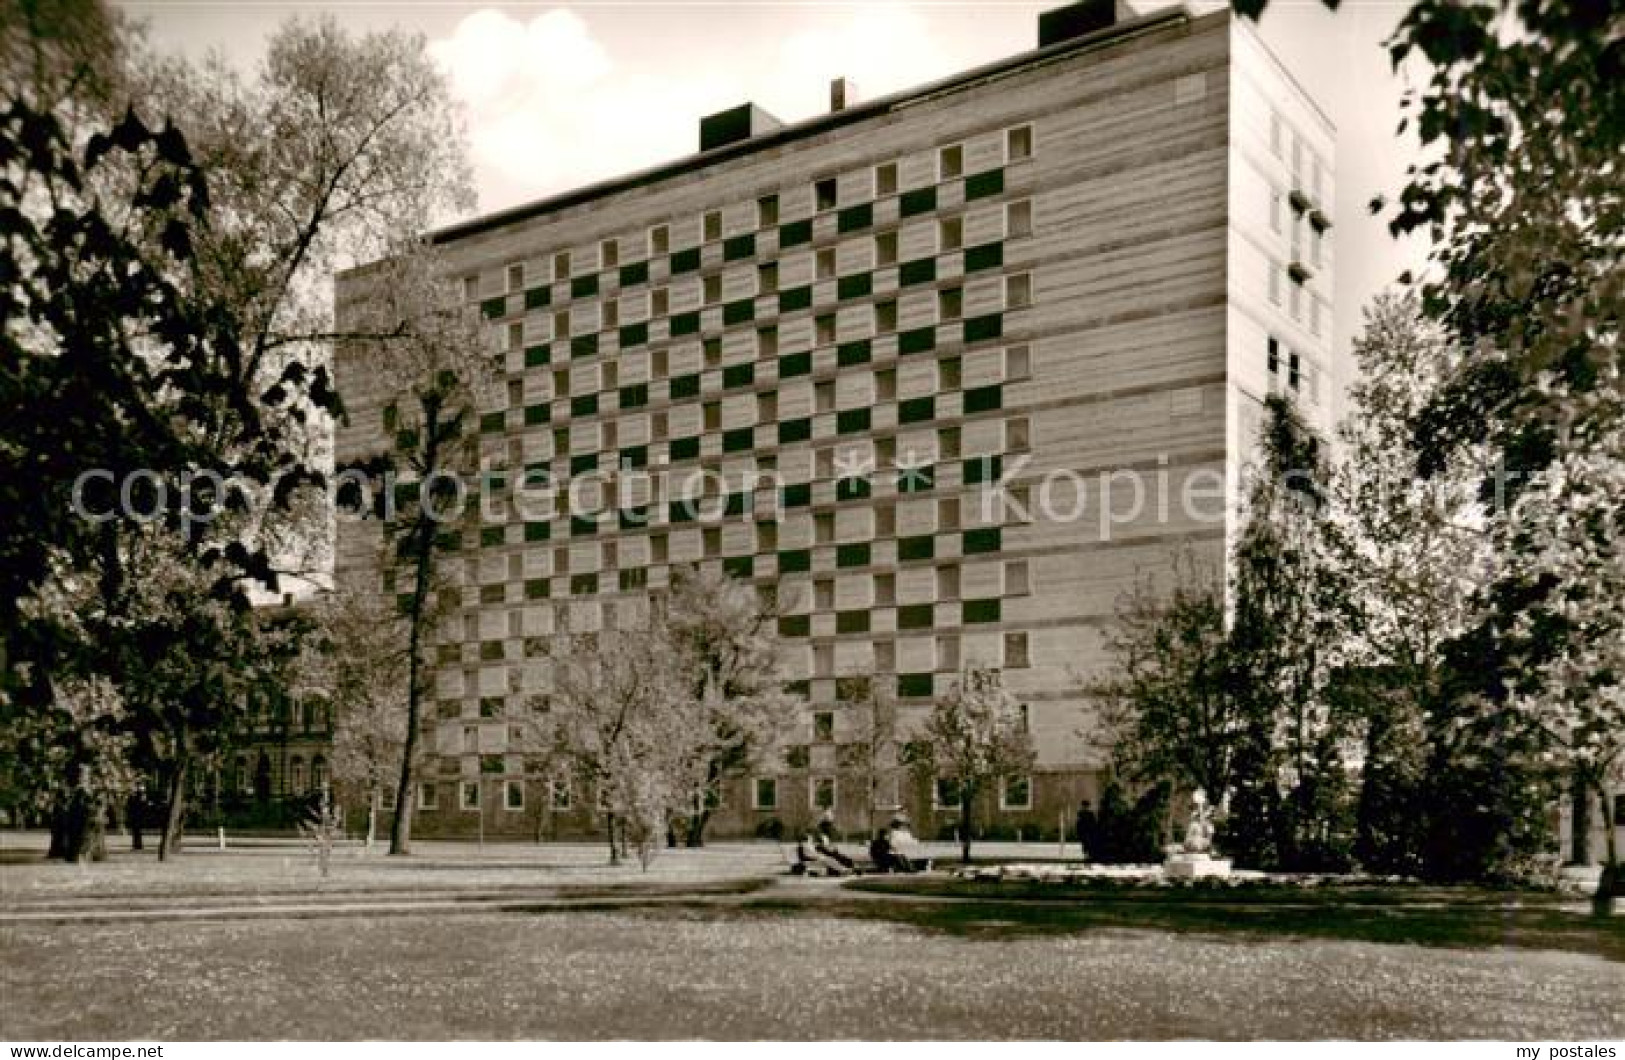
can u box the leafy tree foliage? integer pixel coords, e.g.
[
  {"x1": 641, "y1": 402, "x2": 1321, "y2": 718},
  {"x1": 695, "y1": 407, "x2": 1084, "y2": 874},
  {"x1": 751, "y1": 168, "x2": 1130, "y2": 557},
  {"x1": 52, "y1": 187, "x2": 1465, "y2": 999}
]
[
  {"x1": 303, "y1": 588, "x2": 413, "y2": 847},
  {"x1": 1372, "y1": 0, "x2": 1623, "y2": 903},
  {"x1": 1224, "y1": 398, "x2": 1357, "y2": 872},
  {"x1": 661, "y1": 566, "x2": 792, "y2": 845},
  {"x1": 918, "y1": 666, "x2": 1034, "y2": 863},
  {"x1": 1092, "y1": 552, "x2": 1238, "y2": 804},
  {"x1": 537, "y1": 629, "x2": 690, "y2": 867}
]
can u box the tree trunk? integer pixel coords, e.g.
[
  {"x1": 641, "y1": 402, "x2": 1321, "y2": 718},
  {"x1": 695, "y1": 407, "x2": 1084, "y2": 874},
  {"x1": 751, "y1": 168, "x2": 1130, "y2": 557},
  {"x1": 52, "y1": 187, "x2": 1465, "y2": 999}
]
[
  {"x1": 1569, "y1": 770, "x2": 1591, "y2": 866},
  {"x1": 127, "y1": 793, "x2": 145, "y2": 851},
  {"x1": 389, "y1": 521, "x2": 435, "y2": 857},
  {"x1": 47, "y1": 813, "x2": 68, "y2": 860},
  {"x1": 365, "y1": 790, "x2": 378, "y2": 849},
  {"x1": 685, "y1": 807, "x2": 710, "y2": 848},
  {"x1": 158, "y1": 749, "x2": 189, "y2": 862},
  {"x1": 1593, "y1": 782, "x2": 1617, "y2": 918},
  {"x1": 959, "y1": 782, "x2": 974, "y2": 864},
  {"x1": 56, "y1": 795, "x2": 106, "y2": 864},
  {"x1": 605, "y1": 811, "x2": 620, "y2": 865}
]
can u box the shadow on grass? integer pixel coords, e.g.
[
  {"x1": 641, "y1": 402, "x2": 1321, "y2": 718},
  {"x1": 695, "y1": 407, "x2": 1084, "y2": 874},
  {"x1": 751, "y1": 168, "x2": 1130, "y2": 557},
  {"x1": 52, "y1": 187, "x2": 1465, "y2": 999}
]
[{"x1": 704, "y1": 878, "x2": 1625, "y2": 963}]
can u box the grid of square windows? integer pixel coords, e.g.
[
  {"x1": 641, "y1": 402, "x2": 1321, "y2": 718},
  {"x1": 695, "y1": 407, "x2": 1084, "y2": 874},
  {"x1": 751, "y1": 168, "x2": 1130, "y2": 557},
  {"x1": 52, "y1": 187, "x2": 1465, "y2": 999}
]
[{"x1": 432, "y1": 120, "x2": 1051, "y2": 721}]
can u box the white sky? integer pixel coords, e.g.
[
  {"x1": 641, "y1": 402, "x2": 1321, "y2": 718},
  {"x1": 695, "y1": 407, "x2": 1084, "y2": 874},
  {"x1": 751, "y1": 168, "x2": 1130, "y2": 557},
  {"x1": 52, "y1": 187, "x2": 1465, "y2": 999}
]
[{"x1": 115, "y1": 0, "x2": 1429, "y2": 364}]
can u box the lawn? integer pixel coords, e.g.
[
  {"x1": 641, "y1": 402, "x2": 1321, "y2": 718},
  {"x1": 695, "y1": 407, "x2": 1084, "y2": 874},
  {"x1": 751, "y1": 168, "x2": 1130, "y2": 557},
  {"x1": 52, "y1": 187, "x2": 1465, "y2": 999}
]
[{"x1": 3, "y1": 901, "x2": 1622, "y2": 1040}]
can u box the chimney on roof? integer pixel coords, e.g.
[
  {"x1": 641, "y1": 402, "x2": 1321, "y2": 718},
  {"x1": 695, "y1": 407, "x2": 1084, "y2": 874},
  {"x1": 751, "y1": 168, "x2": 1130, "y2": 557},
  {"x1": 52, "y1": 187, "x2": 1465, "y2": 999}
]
[
  {"x1": 1037, "y1": 0, "x2": 1133, "y2": 47},
  {"x1": 699, "y1": 103, "x2": 783, "y2": 152},
  {"x1": 829, "y1": 77, "x2": 859, "y2": 113}
]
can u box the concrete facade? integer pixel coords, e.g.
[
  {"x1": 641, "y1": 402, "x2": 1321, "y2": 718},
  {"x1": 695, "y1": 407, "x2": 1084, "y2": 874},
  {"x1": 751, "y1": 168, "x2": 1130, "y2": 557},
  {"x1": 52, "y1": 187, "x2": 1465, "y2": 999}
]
[{"x1": 332, "y1": 2, "x2": 1336, "y2": 842}]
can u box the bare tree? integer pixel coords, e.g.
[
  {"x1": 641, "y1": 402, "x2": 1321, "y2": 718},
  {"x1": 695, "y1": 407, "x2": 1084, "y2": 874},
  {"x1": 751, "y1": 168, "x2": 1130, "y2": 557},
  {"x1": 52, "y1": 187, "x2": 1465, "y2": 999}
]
[
  {"x1": 337, "y1": 248, "x2": 494, "y2": 856},
  {"x1": 838, "y1": 674, "x2": 903, "y2": 838}
]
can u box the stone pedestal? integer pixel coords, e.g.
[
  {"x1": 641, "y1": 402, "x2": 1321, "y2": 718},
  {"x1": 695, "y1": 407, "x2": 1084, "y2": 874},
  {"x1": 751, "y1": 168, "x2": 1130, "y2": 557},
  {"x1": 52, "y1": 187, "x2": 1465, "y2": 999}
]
[{"x1": 1165, "y1": 853, "x2": 1232, "y2": 879}]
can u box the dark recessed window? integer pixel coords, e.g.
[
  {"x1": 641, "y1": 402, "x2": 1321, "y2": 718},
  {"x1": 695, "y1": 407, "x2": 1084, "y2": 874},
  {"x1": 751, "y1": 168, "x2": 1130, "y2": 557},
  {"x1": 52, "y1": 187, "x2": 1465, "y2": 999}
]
[
  {"x1": 571, "y1": 275, "x2": 599, "y2": 300},
  {"x1": 898, "y1": 673, "x2": 934, "y2": 698},
  {"x1": 778, "y1": 549, "x2": 811, "y2": 573},
  {"x1": 778, "y1": 418, "x2": 812, "y2": 444},
  {"x1": 898, "y1": 604, "x2": 934, "y2": 630},
  {"x1": 899, "y1": 258, "x2": 937, "y2": 287},
  {"x1": 965, "y1": 169, "x2": 1005, "y2": 200},
  {"x1": 965, "y1": 242, "x2": 1004, "y2": 273},
  {"x1": 963, "y1": 598, "x2": 1001, "y2": 624},
  {"x1": 670, "y1": 373, "x2": 701, "y2": 399},
  {"x1": 964, "y1": 314, "x2": 1004, "y2": 344},
  {"x1": 815, "y1": 177, "x2": 838, "y2": 211},
  {"x1": 836, "y1": 543, "x2": 871, "y2": 568},
  {"x1": 779, "y1": 286, "x2": 812, "y2": 313},
  {"x1": 900, "y1": 187, "x2": 937, "y2": 217},
  {"x1": 836, "y1": 408, "x2": 871, "y2": 434},
  {"x1": 837, "y1": 273, "x2": 872, "y2": 301},
  {"x1": 723, "y1": 363, "x2": 754, "y2": 389},
  {"x1": 779, "y1": 219, "x2": 813, "y2": 248},
  {"x1": 899, "y1": 327, "x2": 936, "y2": 356},
  {"x1": 671, "y1": 247, "x2": 701, "y2": 274},
  {"x1": 724, "y1": 234, "x2": 756, "y2": 261},
  {"x1": 837, "y1": 203, "x2": 873, "y2": 233},
  {"x1": 898, "y1": 535, "x2": 935, "y2": 562},
  {"x1": 779, "y1": 351, "x2": 812, "y2": 378},
  {"x1": 619, "y1": 261, "x2": 648, "y2": 288},
  {"x1": 964, "y1": 454, "x2": 1002, "y2": 484},
  {"x1": 899, "y1": 397, "x2": 935, "y2": 424},
  {"x1": 836, "y1": 610, "x2": 870, "y2": 634},
  {"x1": 837, "y1": 340, "x2": 871, "y2": 367},
  {"x1": 963, "y1": 384, "x2": 1003, "y2": 414},
  {"x1": 618, "y1": 322, "x2": 648, "y2": 348},
  {"x1": 964, "y1": 527, "x2": 1002, "y2": 554}
]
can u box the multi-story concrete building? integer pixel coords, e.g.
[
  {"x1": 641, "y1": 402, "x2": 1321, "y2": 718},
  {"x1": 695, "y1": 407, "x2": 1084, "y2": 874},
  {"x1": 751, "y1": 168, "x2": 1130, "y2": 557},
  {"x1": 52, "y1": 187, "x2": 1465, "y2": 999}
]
[{"x1": 334, "y1": 0, "x2": 1335, "y2": 841}]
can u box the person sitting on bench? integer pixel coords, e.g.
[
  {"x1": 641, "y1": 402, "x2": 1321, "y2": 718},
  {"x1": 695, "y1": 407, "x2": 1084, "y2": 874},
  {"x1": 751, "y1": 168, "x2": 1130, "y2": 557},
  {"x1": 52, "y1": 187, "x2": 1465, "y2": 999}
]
[
  {"x1": 868, "y1": 826, "x2": 915, "y2": 874},
  {"x1": 799, "y1": 831, "x2": 854, "y2": 876},
  {"x1": 814, "y1": 811, "x2": 857, "y2": 872}
]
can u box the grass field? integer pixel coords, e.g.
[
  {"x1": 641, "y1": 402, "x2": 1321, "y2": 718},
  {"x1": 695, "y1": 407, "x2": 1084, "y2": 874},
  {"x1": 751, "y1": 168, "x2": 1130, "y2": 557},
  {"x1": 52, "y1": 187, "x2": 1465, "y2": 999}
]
[
  {"x1": 3, "y1": 835, "x2": 1621, "y2": 1040},
  {"x1": 3, "y1": 905, "x2": 1622, "y2": 1040}
]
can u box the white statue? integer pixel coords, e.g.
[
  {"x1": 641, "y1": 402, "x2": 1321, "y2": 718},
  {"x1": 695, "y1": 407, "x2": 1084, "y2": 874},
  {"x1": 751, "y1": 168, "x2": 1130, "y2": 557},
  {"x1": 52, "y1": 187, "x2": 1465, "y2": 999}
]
[{"x1": 1183, "y1": 789, "x2": 1214, "y2": 854}]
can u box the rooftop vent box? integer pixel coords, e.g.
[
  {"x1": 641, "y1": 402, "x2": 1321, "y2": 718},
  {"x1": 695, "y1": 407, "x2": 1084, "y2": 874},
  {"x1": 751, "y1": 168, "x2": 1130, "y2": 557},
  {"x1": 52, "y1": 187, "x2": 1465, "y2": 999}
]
[
  {"x1": 699, "y1": 103, "x2": 783, "y2": 152},
  {"x1": 1038, "y1": 0, "x2": 1133, "y2": 47}
]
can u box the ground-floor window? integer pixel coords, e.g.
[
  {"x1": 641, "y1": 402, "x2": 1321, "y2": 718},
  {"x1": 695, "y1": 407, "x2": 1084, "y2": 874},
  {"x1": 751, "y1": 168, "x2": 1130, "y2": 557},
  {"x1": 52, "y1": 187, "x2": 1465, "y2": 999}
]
[
  {"x1": 811, "y1": 776, "x2": 836, "y2": 811},
  {"x1": 551, "y1": 779, "x2": 572, "y2": 810},
  {"x1": 418, "y1": 782, "x2": 438, "y2": 811},
  {"x1": 460, "y1": 781, "x2": 480, "y2": 811},
  {"x1": 504, "y1": 779, "x2": 524, "y2": 810},
  {"x1": 934, "y1": 777, "x2": 963, "y2": 810},
  {"x1": 1000, "y1": 775, "x2": 1032, "y2": 811},
  {"x1": 754, "y1": 776, "x2": 778, "y2": 811}
]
